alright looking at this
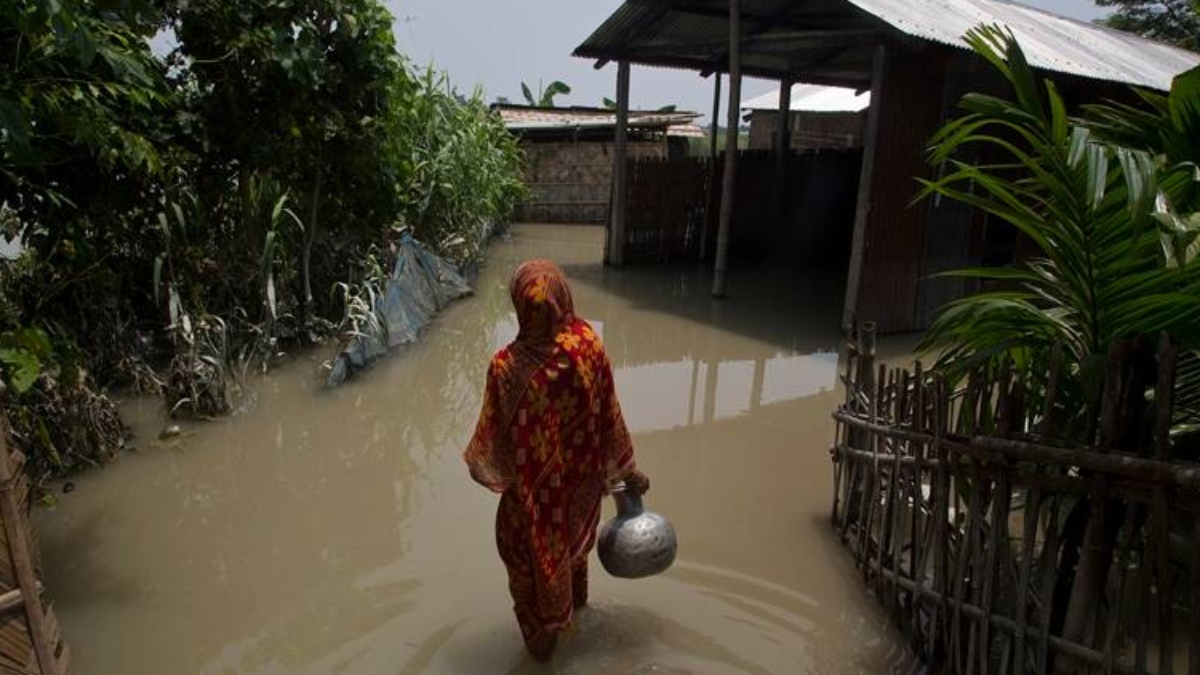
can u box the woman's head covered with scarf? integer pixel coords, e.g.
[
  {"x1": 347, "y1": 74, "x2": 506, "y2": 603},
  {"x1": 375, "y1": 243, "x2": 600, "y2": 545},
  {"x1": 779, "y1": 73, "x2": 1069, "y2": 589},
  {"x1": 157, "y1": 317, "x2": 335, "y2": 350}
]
[{"x1": 510, "y1": 259, "x2": 575, "y2": 344}]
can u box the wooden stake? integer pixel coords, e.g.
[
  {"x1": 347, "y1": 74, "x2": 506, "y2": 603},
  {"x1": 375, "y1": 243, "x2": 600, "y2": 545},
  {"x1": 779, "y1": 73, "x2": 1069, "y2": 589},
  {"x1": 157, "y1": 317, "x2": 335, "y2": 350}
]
[
  {"x1": 1155, "y1": 333, "x2": 1176, "y2": 461},
  {"x1": 0, "y1": 409, "x2": 59, "y2": 675},
  {"x1": 1036, "y1": 497, "x2": 1062, "y2": 675},
  {"x1": 931, "y1": 375, "x2": 951, "y2": 666},
  {"x1": 1103, "y1": 508, "x2": 1138, "y2": 675},
  {"x1": 979, "y1": 469, "x2": 1009, "y2": 675},
  {"x1": 1154, "y1": 488, "x2": 1173, "y2": 674},
  {"x1": 880, "y1": 370, "x2": 900, "y2": 598},
  {"x1": 1190, "y1": 514, "x2": 1200, "y2": 675},
  {"x1": 910, "y1": 364, "x2": 926, "y2": 644},
  {"x1": 952, "y1": 461, "x2": 985, "y2": 673},
  {"x1": 1013, "y1": 488, "x2": 1042, "y2": 675}
]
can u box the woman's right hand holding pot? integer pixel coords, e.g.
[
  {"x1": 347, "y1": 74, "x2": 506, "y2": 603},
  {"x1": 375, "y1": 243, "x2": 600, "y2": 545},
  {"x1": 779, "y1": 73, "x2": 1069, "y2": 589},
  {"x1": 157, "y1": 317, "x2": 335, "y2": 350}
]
[{"x1": 622, "y1": 468, "x2": 650, "y2": 496}]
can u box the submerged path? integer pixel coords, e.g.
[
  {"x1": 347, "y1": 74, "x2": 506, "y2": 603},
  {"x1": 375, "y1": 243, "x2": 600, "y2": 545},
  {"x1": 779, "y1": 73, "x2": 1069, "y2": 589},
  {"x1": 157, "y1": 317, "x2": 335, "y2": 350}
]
[{"x1": 35, "y1": 225, "x2": 916, "y2": 674}]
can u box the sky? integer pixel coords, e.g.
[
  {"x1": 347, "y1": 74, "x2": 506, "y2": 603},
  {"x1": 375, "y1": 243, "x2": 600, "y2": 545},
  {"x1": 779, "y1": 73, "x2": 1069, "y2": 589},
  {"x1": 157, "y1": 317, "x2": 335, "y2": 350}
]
[{"x1": 385, "y1": 0, "x2": 1110, "y2": 121}]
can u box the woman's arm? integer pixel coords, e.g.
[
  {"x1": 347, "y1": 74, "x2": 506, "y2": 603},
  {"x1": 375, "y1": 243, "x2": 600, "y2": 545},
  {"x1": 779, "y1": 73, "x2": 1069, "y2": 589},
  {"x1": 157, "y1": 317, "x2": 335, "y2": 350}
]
[
  {"x1": 594, "y1": 344, "x2": 650, "y2": 496},
  {"x1": 463, "y1": 356, "x2": 514, "y2": 493}
]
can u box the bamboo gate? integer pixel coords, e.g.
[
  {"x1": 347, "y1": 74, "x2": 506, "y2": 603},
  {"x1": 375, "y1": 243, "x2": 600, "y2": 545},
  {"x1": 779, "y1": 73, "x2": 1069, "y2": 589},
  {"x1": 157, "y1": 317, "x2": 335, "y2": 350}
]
[
  {"x1": 831, "y1": 323, "x2": 1199, "y2": 675},
  {"x1": 0, "y1": 389, "x2": 69, "y2": 675}
]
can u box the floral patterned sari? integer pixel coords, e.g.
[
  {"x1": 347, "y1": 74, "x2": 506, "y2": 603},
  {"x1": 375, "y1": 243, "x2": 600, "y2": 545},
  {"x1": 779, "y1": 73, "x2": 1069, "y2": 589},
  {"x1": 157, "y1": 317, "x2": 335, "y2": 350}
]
[{"x1": 464, "y1": 260, "x2": 635, "y2": 658}]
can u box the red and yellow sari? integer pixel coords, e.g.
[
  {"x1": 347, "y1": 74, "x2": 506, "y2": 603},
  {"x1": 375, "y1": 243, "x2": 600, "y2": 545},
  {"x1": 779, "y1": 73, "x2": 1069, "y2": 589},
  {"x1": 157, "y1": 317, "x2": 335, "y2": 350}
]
[{"x1": 464, "y1": 260, "x2": 635, "y2": 659}]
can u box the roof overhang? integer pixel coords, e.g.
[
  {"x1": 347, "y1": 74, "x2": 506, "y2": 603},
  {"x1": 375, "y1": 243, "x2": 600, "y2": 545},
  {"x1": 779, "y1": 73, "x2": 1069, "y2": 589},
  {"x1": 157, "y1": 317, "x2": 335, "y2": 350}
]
[
  {"x1": 574, "y1": 0, "x2": 1200, "y2": 92},
  {"x1": 575, "y1": 0, "x2": 890, "y2": 88}
]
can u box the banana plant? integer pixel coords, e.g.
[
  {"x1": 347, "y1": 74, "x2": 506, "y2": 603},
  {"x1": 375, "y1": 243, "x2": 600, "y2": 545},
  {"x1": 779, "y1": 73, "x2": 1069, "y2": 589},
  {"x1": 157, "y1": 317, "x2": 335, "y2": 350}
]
[{"x1": 521, "y1": 79, "x2": 571, "y2": 107}]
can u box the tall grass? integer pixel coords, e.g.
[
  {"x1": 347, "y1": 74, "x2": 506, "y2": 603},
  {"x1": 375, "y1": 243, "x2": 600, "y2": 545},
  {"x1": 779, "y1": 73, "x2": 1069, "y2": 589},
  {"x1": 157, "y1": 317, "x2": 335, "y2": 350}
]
[
  {"x1": 396, "y1": 67, "x2": 526, "y2": 264},
  {"x1": 0, "y1": 55, "x2": 526, "y2": 476}
]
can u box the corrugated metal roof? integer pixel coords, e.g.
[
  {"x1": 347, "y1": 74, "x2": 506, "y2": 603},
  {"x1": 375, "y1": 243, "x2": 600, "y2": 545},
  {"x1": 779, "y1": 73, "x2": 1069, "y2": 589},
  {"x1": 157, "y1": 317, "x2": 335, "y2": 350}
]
[
  {"x1": 575, "y1": 0, "x2": 1200, "y2": 92},
  {"x1": 574, "y1": 2, "x2": 856, "y2": 83},
  {"x1": 494, "y1": 105, "x2": 702, "y2": 134},
  {"x1": 744, "y1": 84, "x2": 871, "y2": 111},
  {"x1": 846, "y1": 0, "x2": 1198, "y2": 91}
]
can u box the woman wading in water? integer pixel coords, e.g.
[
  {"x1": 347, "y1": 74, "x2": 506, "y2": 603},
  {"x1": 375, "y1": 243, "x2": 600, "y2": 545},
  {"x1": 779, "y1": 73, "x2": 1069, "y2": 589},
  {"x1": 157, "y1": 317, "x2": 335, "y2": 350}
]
[{"x1": 464, "y1": 260, "x2": 650, "y2": 661}]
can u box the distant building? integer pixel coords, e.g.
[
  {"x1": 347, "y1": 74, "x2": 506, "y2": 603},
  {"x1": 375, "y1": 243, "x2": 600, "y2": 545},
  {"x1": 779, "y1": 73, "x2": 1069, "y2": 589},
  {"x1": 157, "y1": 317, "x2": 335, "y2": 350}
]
[
  {"x1": 494, "y1": 104, "x2": 702, "y2": 224},
  {"x1": 744, "y1": 84, "x2": 870, "y2": 151}
]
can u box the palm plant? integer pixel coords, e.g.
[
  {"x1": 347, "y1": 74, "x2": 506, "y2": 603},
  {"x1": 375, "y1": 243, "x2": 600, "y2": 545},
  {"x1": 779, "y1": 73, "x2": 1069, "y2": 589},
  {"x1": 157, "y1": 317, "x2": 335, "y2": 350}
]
[
  {"x1": 1086, "y1": 64, "x2": 1200, "y2": 257},
  {"x1": 1085, "y1": 64, "x2": 1200, "y2": 428},
  {"x1": 917, "y1": 25, "x2": 1200, "y2": 439},
  {"x1": 915, "y1": 28, "x2": 1200, "y2": 654}
]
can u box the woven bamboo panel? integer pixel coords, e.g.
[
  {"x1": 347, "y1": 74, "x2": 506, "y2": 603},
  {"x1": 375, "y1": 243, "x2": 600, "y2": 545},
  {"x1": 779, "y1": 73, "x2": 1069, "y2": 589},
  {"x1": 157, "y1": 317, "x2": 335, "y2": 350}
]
[
  {"x1": 624, "y1": 156, "x2": 709, "y2": 263},
  {"x1": 0, "y1": 407, "x2": 68, "y2": 675},
  {"x1": 515, "y1": 140, "x2": 666, "y2": 224},
  {"x1": 832, "y1": 324, "x2": 1199, "y2": 675}
]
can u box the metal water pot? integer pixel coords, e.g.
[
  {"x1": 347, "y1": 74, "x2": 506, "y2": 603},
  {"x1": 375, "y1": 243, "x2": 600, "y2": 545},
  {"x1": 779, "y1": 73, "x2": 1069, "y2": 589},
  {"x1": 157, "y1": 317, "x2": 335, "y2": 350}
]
[{"x1": 597, "y1": 486, "x2": 677, "y2": 579}]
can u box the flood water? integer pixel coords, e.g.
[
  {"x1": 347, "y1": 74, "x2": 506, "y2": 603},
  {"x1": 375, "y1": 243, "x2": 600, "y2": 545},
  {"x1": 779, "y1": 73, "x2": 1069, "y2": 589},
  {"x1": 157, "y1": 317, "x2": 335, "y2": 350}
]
[{"x1": 35, "y1": 224, "x2": 918, "y2": 674}]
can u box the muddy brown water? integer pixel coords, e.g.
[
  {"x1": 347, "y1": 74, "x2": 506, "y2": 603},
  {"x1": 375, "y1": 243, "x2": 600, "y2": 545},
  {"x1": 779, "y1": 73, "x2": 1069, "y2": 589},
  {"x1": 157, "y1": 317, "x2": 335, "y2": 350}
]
[{"x1": 35, "y1": 224, "x2": 919, "y2": 674}]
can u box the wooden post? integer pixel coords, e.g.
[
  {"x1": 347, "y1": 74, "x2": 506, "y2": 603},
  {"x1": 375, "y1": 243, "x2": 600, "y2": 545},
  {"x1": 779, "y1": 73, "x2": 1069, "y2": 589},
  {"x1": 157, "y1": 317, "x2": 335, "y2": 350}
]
[
  {"x1": 700, "y1": 72, "x2": 722, "y2": 261},
  {"x1": 750, "y1": 357, "x2": 765, "y2": 411},
  {"x1": 773, "y1": 80, "x2": 793, "y2": 236},
  {"x1": 0, "y1": 400, "x2": 60, "y2": 675},
  {"x1": 711, "y1": 0, "x2": 741, "y2": 298},
  {"x1": 608, "y1": 60, "x2": 631, "y2": 267},
  {"x1": 687, "y1": 358, "x2": 699, "y2": 426},
  {"x1": 841, "y1": 45, "x2": 885, "y2": 328},
  {"x1": 704, "y1": 359, "x2": 718, "y2": 424}
]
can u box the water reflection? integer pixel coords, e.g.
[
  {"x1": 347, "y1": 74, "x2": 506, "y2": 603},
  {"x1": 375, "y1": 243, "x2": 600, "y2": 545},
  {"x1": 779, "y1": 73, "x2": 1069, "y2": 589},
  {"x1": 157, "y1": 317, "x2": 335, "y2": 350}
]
[
  {"x1": 617, "y1": 351, "x2": 838, "y2": 432},
  {"x1": 33, "y1": 224, "x2": 911, "y2": 675}
]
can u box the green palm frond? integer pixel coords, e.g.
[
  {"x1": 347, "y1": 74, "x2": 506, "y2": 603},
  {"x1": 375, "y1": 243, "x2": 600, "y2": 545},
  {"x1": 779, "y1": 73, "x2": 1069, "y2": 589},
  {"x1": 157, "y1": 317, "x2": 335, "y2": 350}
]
[
  {"x1": 918, "y1": 26, "x2": 1200, "y2": 437},
  {"x1": 919, "y1": 27, "x2": 1200, "y2": 365}
]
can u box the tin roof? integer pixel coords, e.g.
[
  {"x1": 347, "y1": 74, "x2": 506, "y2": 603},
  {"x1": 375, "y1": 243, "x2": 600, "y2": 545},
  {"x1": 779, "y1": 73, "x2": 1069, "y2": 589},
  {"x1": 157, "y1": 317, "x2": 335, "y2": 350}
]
[
  {"x1": 574, "y1": 0, "x2": 1200, "y2": 91},
  {"x1": 494, "y1": 105, "x2": 702, "y2": 134},
  {"x1": 847, "y1": 0, "x2": 1197, "y2": 90},
  {"x1": 744, "y1": 83, "x2": 871, "y2": 111}
]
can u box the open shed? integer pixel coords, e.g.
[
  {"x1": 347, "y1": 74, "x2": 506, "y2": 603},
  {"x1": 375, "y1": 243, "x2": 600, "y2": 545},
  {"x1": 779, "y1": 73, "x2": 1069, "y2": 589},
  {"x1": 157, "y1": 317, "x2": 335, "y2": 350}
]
[{"x1": 574, "y1": 0, "x2": 1200, "y2": 332}]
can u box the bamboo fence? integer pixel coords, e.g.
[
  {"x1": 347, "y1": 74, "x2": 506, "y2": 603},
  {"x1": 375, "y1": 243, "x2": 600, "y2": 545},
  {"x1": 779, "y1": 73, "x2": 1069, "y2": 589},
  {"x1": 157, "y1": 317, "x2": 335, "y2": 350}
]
[
  {"x1": 0, "y1": 388, "x2": 68, "y2": 675},
  {"x1": 831, "y1": 322, "x2": 1199, "y2": 675}
]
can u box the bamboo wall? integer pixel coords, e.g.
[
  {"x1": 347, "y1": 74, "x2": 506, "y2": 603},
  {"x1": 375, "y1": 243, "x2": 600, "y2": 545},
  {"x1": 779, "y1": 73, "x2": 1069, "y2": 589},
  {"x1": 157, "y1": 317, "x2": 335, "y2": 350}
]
[
  {"x1": 831, "y1": 324, "x2": 1199, "y2": 675},
  {"x1": 852, "y1": 45, "x2": 948, "y2": 334},
  {"x1": 514, "y1": 140, "x2": 666, "y2": 224},
  {"x1": 623, "y1": 156, "x2": 710, "y2": 263},
  {"x1": 620, "y1": 149, "x2": 861, "y2": 265},
  {"x1": 0, "y1": 399, "x2": 69, "y2": 675}
]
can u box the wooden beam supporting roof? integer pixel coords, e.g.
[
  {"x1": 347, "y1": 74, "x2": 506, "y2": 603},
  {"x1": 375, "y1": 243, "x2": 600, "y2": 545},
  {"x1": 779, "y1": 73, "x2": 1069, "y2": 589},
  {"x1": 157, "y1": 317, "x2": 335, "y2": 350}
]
[
  {"x1": 627, "y1": 0, "x2": 875, "y2": 33},
  {"x1": 700, "y1": 70, "x2": 721, "y2": 261},
  {"x1": 712, "y1": 0, "x2": 741, "y2": 298},
  {"x1": 608, "y1": 61, "x2": 632, "y2": 267},
  {"x1": 842, "y1": 45, "x2": 885, "y2": 328},
  {"x1": 603, "y1": 29, "x2": 884, "y2": 58},
  {"x1": 772, "y1": 79, "x2": 792, "y2": 237}
]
